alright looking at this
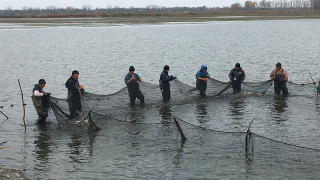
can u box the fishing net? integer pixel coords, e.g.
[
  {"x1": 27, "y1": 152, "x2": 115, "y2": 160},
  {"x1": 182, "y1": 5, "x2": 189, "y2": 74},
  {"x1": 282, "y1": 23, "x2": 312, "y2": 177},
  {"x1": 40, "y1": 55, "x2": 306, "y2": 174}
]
[
  {"x1": 43, "y1": 78, "x2": 320, "y2": 179},
  {"x1": 48, "y1": 79, "x2": 316, "y2": 127},
  {"x1": 172, "y1": 116, "x2": 320, "y2": 179}
]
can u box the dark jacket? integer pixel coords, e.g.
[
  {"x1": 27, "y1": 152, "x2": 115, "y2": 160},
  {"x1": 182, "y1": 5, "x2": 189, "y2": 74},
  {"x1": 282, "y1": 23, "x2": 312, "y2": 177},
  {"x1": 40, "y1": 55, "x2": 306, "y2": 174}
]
[
  {"x1": 229, "y1": 68, "x2": 246, "y2": 82},
  {"x1": 159, "y1": 70, "x2": 174, "y2": 90},
  {"x1": 32, "y1": 84, "x2": 44, "y2": 108},
  {"x1": 66, "y1": 77, "x2": 80, "y2": 100},
  {"x1": 32, "y1": 84, "x2": 43, "y2": 94}
]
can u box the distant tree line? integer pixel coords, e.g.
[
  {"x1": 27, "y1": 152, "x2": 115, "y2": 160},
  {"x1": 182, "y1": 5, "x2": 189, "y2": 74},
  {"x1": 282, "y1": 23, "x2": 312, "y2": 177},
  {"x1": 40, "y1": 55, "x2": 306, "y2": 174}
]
[
  {"x1": 231, "y1": 0, "x2": 320, "y2": 11},
  {"x1": 0, "y1": 0, "x2": 319, "y2": 17}
]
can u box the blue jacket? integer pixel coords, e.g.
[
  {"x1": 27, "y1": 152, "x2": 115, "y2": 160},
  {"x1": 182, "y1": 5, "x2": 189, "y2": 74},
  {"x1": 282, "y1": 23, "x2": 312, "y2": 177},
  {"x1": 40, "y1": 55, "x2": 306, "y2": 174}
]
[
  {"x1": 160, "y1": 70, "x2": 171, "y2": 84},
  {"x1": 124, "y1": 73, "x2": 140, "y2": 85},
  {"x1": 196, "y1": 65, "x2": 210, "y2": 79}
]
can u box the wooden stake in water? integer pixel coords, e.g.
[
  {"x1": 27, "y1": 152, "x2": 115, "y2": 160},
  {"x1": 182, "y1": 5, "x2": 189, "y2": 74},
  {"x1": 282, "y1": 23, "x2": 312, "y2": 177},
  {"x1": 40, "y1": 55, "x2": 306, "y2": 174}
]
[
  {"x1": 0, "y1": 110, "x2": 8, "y2": 119},
  {"x1": 18, "y1": 79, "x2": 26, "y2": 131}
]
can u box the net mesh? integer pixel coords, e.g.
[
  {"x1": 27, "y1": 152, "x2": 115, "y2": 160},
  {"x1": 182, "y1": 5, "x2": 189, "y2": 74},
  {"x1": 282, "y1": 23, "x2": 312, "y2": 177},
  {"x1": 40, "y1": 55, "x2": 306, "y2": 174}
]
[
  {"x1": 46, "y1": 78, "x2": 320, "y2": 178},
  {"x1": 48, "y1": 79, "x2": 316, "y2": 126},
  {"x1": 173, "y1": 116, "x2": 320, "y2": 178}
]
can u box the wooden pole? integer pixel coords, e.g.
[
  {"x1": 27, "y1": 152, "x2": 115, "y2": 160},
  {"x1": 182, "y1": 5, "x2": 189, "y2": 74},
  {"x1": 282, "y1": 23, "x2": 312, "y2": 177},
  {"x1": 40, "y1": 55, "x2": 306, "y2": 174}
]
[
  {"x1": 18, "y1": 79, "x2": 26, "y2": 131},
  {"x1": 0, "y1": 110, "x2": 8, "y2": 119},
  {"x1": 308, "y1": 71, "x2": 318, "y2": 97}
]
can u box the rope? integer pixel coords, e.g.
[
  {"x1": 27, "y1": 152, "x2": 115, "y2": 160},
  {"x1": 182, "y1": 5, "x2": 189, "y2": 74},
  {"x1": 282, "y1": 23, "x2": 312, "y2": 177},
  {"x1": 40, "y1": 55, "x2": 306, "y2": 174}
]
[
  {"x1": 174, "y1": 116, "x2": 320, "y2": 152},
  {"x1": 174, "y1": 116, "x2": 246, "y2": 134},
  {"x1": 90, "y1": 111, "x2": 166, "y2": 125},
  {"x1": 252, "y1": 133, "x2": 320, "y2": 151}
]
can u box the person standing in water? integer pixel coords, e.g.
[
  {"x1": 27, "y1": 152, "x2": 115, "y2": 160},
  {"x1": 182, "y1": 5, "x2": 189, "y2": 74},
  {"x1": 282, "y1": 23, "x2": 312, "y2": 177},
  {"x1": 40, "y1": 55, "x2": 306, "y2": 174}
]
[
  {"x1": 159, "y1": 65, "x2": 176, "y2": 102},
  {"x1": 32, "y1": 79, "x2": 51, "y2": 123},
  {"x1": 196, "y1": 65, "x2": 210, "y2": 97},
  {"x1": 229, "y1": 63, "x2": 246, "y2": 94},
  {"x1": 270, "y1": 62, "x2": 289, "y2": 95},
  {"x1": 125, "y1": 66, "x2": 145, "y2": 107},
  {"x1": 66, "y1": 70, "x2": 84, "y2": 118}
]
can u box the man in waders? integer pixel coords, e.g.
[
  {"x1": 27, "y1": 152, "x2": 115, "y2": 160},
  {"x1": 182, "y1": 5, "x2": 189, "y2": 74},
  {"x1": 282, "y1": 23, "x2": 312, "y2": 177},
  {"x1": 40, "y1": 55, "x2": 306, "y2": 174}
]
[
  {"x1": 270, "y1": 62, "x2": 289, "y2": 95},
  {"x1": 229, "y1": 63, "x2": 246, "y2": 94},
  {"x1": 196, "y1": 65, "x2": 210, "y2": 97},
  {"x1": 125, "y1": 66, "x2": 145, "y2": 107},
  {"x1": 32, "y1": 79, "x2": 51, "y2": 123},
  {"x1": 66, "y1": 70, "x2": 84, "y2": 118},
  {"x1": 159, "y1": 65, "x2": 176, "y2": 102}
]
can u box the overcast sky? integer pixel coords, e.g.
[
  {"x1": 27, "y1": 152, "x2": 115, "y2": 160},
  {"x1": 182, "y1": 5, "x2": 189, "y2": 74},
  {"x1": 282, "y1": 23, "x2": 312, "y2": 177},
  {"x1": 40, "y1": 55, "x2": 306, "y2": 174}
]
[{"x1": 0, "y1": 0, "x2": 247, "y2": 10}]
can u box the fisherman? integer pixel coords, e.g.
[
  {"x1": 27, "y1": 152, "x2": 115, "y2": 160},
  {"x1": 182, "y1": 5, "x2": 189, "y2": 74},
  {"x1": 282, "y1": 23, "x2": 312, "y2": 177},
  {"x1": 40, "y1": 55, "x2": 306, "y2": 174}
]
[
  {"x1": 229, "y1": 63, "x2": 246, "y2": 94},
  {"x1": 32, "y1": 79, "x2": 51, "y2": 123},
  {"x1": 66, "y1": 70, "x2": 84, "y2": 118},
  {"x1": 159, "y1": 65, "x2": 176, "y2": 102},
  {"x1": 270, "y1": 62, "x2": 289, "y2": 95},
  {"x1": 196, "y1": 65, "x2": 210, "y2": 97},
  {"x1": 125, "y1": 66, "x2": 145, "y2": 107}
]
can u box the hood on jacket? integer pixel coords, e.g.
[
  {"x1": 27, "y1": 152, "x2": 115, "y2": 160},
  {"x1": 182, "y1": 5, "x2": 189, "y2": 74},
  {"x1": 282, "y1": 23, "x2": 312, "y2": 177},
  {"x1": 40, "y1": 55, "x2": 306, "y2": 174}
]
[{"x1": 200, "y1": 65, "x2": 207, "y2": 72}]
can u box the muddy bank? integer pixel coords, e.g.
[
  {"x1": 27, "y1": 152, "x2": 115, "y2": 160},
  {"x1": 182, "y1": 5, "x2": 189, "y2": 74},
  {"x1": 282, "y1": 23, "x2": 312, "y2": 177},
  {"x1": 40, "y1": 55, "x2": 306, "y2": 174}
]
[
  {"x1": 0, "y1": 167, "x2": 30, "y2": 180},
  {"x1": 0, "y1": 13, "x2": 320, "y2": 26}
]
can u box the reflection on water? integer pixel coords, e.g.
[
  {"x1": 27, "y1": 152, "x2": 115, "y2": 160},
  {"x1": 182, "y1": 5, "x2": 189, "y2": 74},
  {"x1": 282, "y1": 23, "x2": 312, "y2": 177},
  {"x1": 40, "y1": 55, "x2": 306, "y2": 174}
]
[
  {"x1": 68, "y1": 134, "x2": 83, "y2": 162},
  {"x1": 173, "y1": 142, "x2": 185, "y2": 168},
  {"x1": 87, "y1": 131, "x2": 98, "y2": 157},
  {"x1": 127, "y1": 109, "x2": 145, "y2": 122},
  {"x1": 159, "y1": 104, "x2": 172, "y2": 122},
  {"x1": 196, "y1": 102, "x2": 208, "y2": 123},
  {"x1": 272, "y1": 95, "x2": 288, "y2": 114},
  {"x1": 34, "y1": 124, "x2": 52, "y2": 171},
  {"x1": 228, "y1": 96, "x2": 245, "y2": 120}
]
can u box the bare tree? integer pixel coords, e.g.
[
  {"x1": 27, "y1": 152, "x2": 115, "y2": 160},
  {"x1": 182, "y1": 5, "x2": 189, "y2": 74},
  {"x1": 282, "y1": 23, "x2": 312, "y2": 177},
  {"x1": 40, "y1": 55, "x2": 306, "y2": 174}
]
[
  {"x1": 82, "y1": 5, "x2": 92, "y2": 11},
  {"x1": 231, "y1": 2, "x2": 242, "y2": 11}
]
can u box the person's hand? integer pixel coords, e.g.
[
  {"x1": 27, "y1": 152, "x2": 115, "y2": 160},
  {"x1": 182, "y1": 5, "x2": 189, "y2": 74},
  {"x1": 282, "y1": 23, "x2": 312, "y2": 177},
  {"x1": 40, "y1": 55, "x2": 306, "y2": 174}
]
[
  {"x1": 203, "y1": 78, "x2": 208, "y2": 82},
  {"x1": 44, "y1": 92, "x2": 51, "y2": 96},
  {"x1": 78, "y1": 85, "x2": 84, "y2": 90},
  {"x1": 140, "y1": 79, "x2": 144, "y2": 83}
]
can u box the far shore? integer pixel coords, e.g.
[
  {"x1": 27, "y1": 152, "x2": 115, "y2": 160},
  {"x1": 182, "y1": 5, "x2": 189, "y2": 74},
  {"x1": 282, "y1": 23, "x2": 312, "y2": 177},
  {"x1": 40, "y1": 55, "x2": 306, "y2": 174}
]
[{"x1": 0, "y1": 12, "x2": 320, "y2": 25}]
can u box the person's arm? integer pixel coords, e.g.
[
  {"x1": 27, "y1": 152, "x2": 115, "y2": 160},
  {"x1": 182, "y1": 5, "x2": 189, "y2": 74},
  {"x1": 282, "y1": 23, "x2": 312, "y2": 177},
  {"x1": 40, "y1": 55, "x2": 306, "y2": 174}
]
[
  {"x1": 283, "y1": 70, "x2": 288, "y2": 81},
  {"x1": 161, "y1": 73, "x2": 170, "y2": 83},
  {"x1": 270, "y1": 69, "x2": 276, "y2": 79},
  {"x1": 136, "y1": 74, "x2": 144, "y2": 83},
  {"x1": 241, "y1": 69, "x2": 246, "y2": 81},
  {"x1": 197, "y1": 77, "x2": 208, "y2": 81},
  {"x1": 196, "y1": 72, "x2": 208, "y2": 81},
  {"x1": 229, "y1": 70, "x2": 233, "y2": 81},
  {"x1": 125, "y1": 74, "x2": 132, "y2": 85},
  {"x1": 33, "y1": 90, "x2": 44, "y2": 97}
]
